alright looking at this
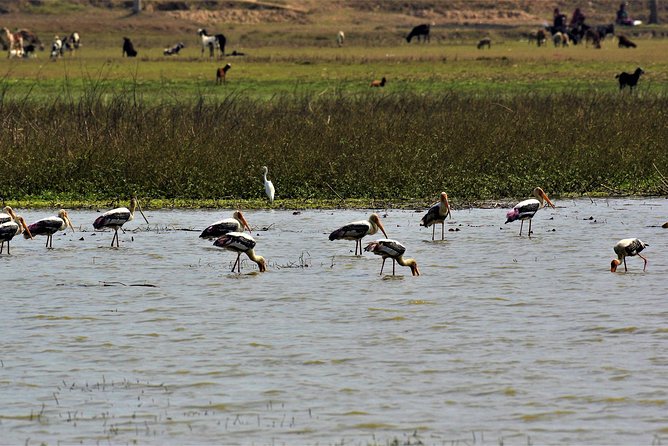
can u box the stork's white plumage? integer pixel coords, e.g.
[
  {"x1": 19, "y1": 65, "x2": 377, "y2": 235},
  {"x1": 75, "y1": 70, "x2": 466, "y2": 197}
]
[
  {"x1": 505, "y1": 187, "x2": 555, "y2": 237},
  {"x1": 262, "y1": 166, "x2": 275, "y2": 204},
  {"x1": 364, "y1": 239, "x2": 420, "y2": 276},
  {"x1": 0, "y1": 215, "x2": 32, "y2": 255},
  {"x1": 329, "y1": 213, "x2": 388, "y2": 255},
  {"x1": 611, "y1": 238, "x2": 649, "y2": 272},
  {"x1": 214, "y1": 231, "x2": 267, "y2": 273},
  {"x1": 25, "y1": 209, "x2": 74, "y2": 248},
  {"x1": 93, "y1": 197, "x2": 149, "y2": 247},
  {"x1": 420, "y1": 192, "x2": 452, "y2": 240},
  {"x1": 200, "y1": 210, "x2": 252, "y2": 239}
]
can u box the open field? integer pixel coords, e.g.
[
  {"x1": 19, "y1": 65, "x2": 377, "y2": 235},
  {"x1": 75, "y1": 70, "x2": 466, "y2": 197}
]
[{"x1": 0, "y1": 1, "x2": 667, "y2": 207}]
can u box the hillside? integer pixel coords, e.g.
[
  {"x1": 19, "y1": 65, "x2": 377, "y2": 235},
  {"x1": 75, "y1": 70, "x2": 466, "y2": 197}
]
[{"x1": 0, "y1": 0, "x2": 666, "y2": 34}]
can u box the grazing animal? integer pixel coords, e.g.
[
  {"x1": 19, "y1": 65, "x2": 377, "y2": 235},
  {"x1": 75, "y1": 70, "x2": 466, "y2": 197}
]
[
  {"x1": 336, "y1": 30, "x2": 345, "y2": 47},
  {"x1": 1, "y1": 27, "x2": 23, "y2": 58},
  {"x1": 420, "y1": 192, "x2": 452, "y2": 241},
  {"x1": 370, "y1": 77, "x2": 386, "y2": 87},
  {"x1": 615, "y1": 67, "x2": 644, "y2": 91},
  {"x1": 477, "y1": 38, "x2": 491, "y2": 49},
  {"x1": 229, "y1": 50, "x2": 245, "y2": 56},
  {"x1": 163, "y1": 42, "x2": 184, "y2": 56},
  {"x1": 505, "y1": 187, "x2": 555, "y2": 237},
  {"x1": 531, "y1": 29, "x2": 547, "y2": 47},
  {"x1": 611, "y1": 238, "x2": 648, "y2": 272},
  {"x1": 25, "y1": 209, "x2": 74, "y2": 249},
  {"x1": 617, "y1": 34, "x2": 637, "y2": 48},
  {"x1": 60, "y1": 32, "x2": 80, "y2": 54},
  {"x1": 213, "y1": 232, "x2": 267, "y2": 273},
  {"x1": 93, "y1": 197, "x2": 149, "y2": 247},
  {"x1": 200, "y1": 210, "x2": 252, "y2": 239},
  {"x1": 22, "y1": 43, "x2": 36, "y2": 58},
  {"x1": 262, "y1": 166, "x2": 275, "y2": 204},
  {"x1": 596, "y1": 23, "x2": 615, "y2": 40},
  {"x1": 50, "y1": 35, "x2": 62, "y2": 58},
  {"x1": 585, "y1": 29, "x2": 602, "y2": 48},
  {"x1": 406, "y1": 24, "x2": 430, "y2": 43},
  {"x1": 122, "y1": 37, "x2": 137, "y2": 57},
  {"x1": 215, "y1": 63, "x2": 232, "y2": 84},
  {"x1": 17, "y1": 29, "x2": 43, "y2": 51},
  {"x1": 0, "y1": 215, "x2": 32, "y2": 255},
  {"x1": 365, "y1": 239, "x2": 420, "y2": 276},
  {"x1": 329, "y1": 213, "x2": 388, "y2": 256},
  {"x1": 198, "y1": 28, "x2": 226, "y2": 58},
  {"x1": 553, "y1": 31, "x2": 569, "y2": 47}
]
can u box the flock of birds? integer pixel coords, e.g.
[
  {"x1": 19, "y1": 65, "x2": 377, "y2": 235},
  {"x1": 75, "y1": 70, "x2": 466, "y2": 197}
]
[{"x1": 0, "y1": 167, "x2": 651, "y2": 275}]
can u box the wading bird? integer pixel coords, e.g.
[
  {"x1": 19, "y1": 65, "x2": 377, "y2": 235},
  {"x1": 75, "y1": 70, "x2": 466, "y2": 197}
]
[
  {"x1": 262, "y1": 166, "x2": 275, "y2": 204},
  {"x1": 0, "y1": 215, "x2": 32, "y2": 254},
  {"x1": 505, "y1": 187, "x2": 555, "y2": 237},
  {"x1": 365, "y1": 239, "x2": 420, "y2": 276},
  {"x1": 93, "y1": 197, "x2": 149, "y2": 247},
  {"x1": 0, "y1": 206, "x2": 15, "y2": 224},
  {"x1": 25, "y1": 209, "x2": 74, "y2": 249},
  {"x1": 329, "y1": 213, "x2": 388, "y2": 256},
  {"x1": 213, "y1": 232, "x2": 267, "y2": 273},
  {"x1": 611, "y1": 238, "x2": 648, "y2": 272},
  {"x1": 200, "y1": 210, "x2": 252, "y2": 239},
  {"x1": 420, "y1": 192, "x2": 452, "y2": 240}
]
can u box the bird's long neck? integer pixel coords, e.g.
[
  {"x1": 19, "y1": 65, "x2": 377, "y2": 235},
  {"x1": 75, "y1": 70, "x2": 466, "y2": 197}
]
[
  {"x1": 128, "y1": 201, "x2": 136, "y2": 221},
  {"x1": 263, "y1": 171, "x2": 268, "y2": 182},
  {"x1": 245, "y1": 249, "x2": 266, "y2": 270},
  {"x1": 396, "y1": 256, "x2": 419, "y2": 276}
]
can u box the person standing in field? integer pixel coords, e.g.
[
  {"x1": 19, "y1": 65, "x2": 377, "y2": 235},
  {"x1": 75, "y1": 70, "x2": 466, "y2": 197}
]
[{"x1": 553, "y1": 8, "x2": 567, "y2": 33}]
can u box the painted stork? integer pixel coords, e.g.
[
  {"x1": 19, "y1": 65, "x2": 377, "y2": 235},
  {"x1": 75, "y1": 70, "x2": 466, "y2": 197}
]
[
  {"x1": 420, "y1": 192, "x2": 452, "y2": 240},
  {"x1": 1, "y1": 206, "x2": 15, "y2": 224},
  {"x1": 505, "y1": 187, "x2": 555, "y2": 236},
  {"x1": 329, "y1": 213, "x2": 388, "y2": 256},
  {"x1": 611, "y1": 238, "x2": 649, "y2": 272},
  {"x1": 200, "y1": 210, "x2": 252, "y2": 239},
  {"x1": 93, "y1": 197, "x2": 149, "y2": 247},
  {"x1": 213, "y1": 232, "x2": 267, "y2": 273},
  {"x1": 0, "y1": 215, "x2": 32, "y2": 254},
  {"x1": 25, "y1": 209, "x2": 75, "y2": 248},
  {"x1": 364, "y1": 239, "x2": 420, "y2": 276},
  {"x1": 262, "y1": 166, "x2": 275, "y2": 204}
]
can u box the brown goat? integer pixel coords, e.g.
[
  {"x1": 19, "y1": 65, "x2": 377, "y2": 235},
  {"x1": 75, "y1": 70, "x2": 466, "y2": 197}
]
[
  {"x1": 216, "y1": 63, "x2": 232, "y2": 84},
  {"x1": 617, "y1": 35, "x2": 637, "y2": 48},
  {"x1": 370, "y1": 77, "x2": 386, "y2": 87}
]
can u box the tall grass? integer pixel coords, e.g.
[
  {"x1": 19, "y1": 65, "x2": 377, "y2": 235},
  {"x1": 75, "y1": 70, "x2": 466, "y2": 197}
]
[{"x1": 1, "y1": 87, "x2": 666, "y2": 203}]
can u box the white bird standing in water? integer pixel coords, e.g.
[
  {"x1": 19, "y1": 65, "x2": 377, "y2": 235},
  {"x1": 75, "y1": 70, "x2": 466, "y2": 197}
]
[
  {"x1": 93, "y1": 197, "x2": 149, "y2": 247},
  {"x1": 420, "y1": 192, "x2": 452, "y2": 240},
  {"x1": 505, "y1": 187, "x2": 555, "y2": 237},
  {"x1": 611, "y1": 238, "x2": 649, "y2": 272},
  {"x1": 213, "y1": 232, "x2": 267, "y2": 273},
  {"x1": 262, "y1": 166, "x2": 275, "y2": 204},
  {"x1": 364, "y1": 239, "x2": 420, "y2": 276},
  {"x1": 329, "y1": 213, "x2": 388, "y2": 256},
  {"x1": 25, "y1": 209, "x2": 75, "y2": 249}
]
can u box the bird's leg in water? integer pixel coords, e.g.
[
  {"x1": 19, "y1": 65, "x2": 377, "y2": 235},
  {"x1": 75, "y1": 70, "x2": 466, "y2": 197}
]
[
  {"x1": 528, "y1": 219, "x2": 533, "y2": 238},
  {"x1": 380, "y1": 257, "x2": 386, "y2": 275}
]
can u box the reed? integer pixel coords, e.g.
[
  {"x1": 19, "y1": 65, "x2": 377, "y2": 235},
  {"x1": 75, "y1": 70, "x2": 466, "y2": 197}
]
[{"x1": 1, "y1": 88, "x2": 666, "y2": 204}]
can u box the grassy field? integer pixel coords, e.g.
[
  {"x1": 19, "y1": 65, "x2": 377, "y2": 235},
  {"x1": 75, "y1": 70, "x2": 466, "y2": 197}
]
[{"x1": 0, "y1": 3, "x2": 667, "y2": 208}]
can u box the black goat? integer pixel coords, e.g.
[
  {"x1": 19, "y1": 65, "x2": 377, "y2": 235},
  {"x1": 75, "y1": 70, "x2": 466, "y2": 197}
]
[
  {"x1": 406, "y1": 24, "x2": 430, "y2": 43},
  {"x1": 615, "y1": 67, "x2": 644, "y2": 91},
  {"x1": 122, "y1": 37, "x2": 137, "y2": 57},
  {"x1": 617, "y1": 35, "x2": 637, "y2": 48},
  {"x1": 596, "y1": 24, "x2": 615, "y2": 39},
  {"x1": 477, "y1": 38, "x2": 491, "y2": 49}
]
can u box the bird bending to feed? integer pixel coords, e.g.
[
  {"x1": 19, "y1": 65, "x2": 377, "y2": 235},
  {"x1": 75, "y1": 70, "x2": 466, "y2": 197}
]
[
  {"x1": 25, "y1": 209, "x2": 74, "y2": 248},
  {"x1": 505, "y1": 187, "x2": 555, "y2": 236},
  {"x1": 0, "y1": 214, "x2": 32, "y2": 254},
  {"x1": 213, "y1": 232, "x2": 267, "y2": 273},
  {"x1": 329, "y1": 213, "x2": 388, "y2": 256},
  {"x1": 611, "y1": 238, "x2": 648, "y2": 272},
  {"x1": 420, "y1": 192, "x2": 452, "y2": 240},
  {"x1": 262, "y1": 166, "x2": 275, "y2": 204},
  {"x1": 365, "y1": 239, "x2": 420, "y2": 276},
  {"x1": 200, "y1": 210, "x2": 252, "y2": 239},
  {"x1": 93, "y1": 197, "x2": 149, "y2": 247}
]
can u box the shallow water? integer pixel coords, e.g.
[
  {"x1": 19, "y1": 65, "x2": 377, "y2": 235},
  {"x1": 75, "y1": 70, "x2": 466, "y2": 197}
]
[{"x1": 1, "y1": 198, "x2": 667, "y2": 445}]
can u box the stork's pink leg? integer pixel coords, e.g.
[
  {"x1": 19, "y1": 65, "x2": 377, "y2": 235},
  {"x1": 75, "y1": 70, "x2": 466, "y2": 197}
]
[{"x1": 639, "y1": 254, "x2": 648, "y2": 271}]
